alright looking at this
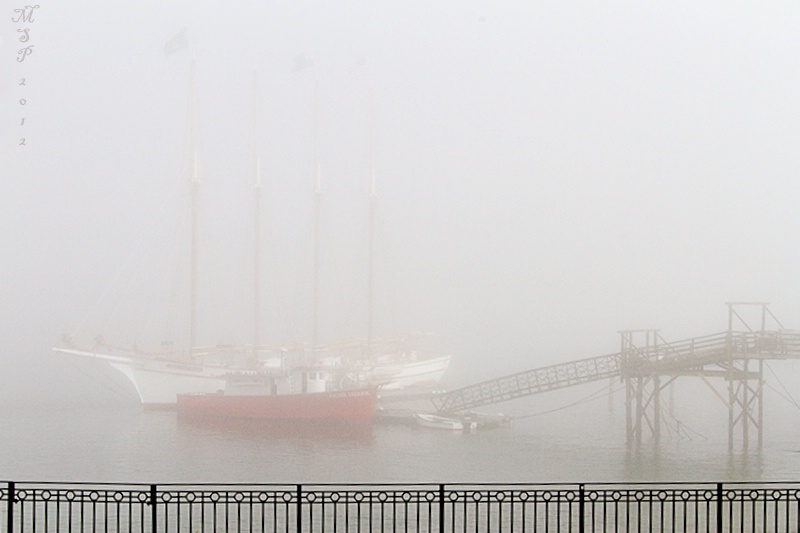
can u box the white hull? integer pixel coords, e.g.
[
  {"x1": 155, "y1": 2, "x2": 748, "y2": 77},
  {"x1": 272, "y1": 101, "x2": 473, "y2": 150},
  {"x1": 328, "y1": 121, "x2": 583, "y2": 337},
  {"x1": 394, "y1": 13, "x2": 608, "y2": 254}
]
[
  {"x1": 354, "y1": 353, "x2": 451, "y2": 390},
  {"x1": 109, "y1": 361, "x2": 229, "y2": 406},
  {"x1": 56, "y1": 348, "x2": 231, "y2": 406},
  {"x1": 56, "y1": 347, "x2": 451, "y2": 406}
]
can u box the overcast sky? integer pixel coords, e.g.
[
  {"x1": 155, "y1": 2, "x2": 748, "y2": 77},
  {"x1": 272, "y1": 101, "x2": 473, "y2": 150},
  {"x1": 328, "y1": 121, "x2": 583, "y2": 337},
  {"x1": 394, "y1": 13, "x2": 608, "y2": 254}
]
[{"x1": 2, "y1": 1, "x2": 800, "y2": 398}]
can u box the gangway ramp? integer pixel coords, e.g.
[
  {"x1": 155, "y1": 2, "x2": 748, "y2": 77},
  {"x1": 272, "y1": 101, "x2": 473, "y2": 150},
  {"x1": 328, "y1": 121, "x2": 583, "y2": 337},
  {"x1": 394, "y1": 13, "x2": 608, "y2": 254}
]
[
  {"x1": 433, "y1": 352, "x2": 621, "y2": 413},
  {"x1": 433, "y1": 329, "x2": 800, "y2": 414},
  {"x1": 431, "y1": 303, "x2": 800, "y2": 449}
]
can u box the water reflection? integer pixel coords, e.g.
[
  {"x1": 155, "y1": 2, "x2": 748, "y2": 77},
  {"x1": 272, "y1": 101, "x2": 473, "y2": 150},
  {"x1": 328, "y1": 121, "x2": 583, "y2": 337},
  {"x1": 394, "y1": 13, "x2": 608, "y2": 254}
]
[
  {"x1": 725, "y1": 452, "x2": 765, "y2": 482},
  {"x1": 622, "y1": 442, "x2": 765, "y2": 482},
  {"x1": 176, "y1": 413, "x2": 375, "y2": 445}
]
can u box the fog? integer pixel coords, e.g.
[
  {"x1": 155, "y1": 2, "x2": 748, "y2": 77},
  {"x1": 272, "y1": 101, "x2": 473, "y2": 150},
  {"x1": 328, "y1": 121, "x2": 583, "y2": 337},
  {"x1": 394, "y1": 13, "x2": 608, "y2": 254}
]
[{"x1": 3, "y1": 1, "x2": 800, "y2": 404}]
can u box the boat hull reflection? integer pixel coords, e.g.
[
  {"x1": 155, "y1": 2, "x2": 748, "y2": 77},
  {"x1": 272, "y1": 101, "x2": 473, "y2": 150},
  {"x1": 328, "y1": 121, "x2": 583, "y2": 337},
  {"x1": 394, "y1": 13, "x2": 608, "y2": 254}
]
[{"x1": 176, "y1": 412, "x2": 375, "y2": 443}]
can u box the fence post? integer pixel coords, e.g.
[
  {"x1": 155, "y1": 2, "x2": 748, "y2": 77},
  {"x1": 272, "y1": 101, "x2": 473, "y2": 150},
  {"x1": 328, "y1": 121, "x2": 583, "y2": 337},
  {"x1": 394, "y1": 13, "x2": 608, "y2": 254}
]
[
  {"x1": 150, "y1": 484, "x2": 158, "y2": 533},
  {"x1": 578, "y1": 484, "x2": 585, "y2": 533},
  {"x1": 439, "y1": 484, "x2": 445, "y2": 533},
  {"x1": 296, "y1": 484, "x2": 302, "y2": 533},
  {"x1": 7, "y1": 482, "x2": 14, "y2": 533},
  {"x1": 716, "y1": 482, "x2": 723, "y2": 533}
]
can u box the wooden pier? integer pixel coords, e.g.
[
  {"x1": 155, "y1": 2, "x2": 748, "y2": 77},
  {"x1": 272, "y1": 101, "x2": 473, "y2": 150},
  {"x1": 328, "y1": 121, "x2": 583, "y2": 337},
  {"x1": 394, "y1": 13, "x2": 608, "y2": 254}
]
[{"x1": 433, "y1": 303, "x2": 800, "y2": 450}]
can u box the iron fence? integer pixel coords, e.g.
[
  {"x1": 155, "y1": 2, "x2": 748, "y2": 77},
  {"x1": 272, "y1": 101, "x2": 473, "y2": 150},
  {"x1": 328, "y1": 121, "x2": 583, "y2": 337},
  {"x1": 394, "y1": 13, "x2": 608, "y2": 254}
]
[{"x1": 1, "y1": 481, "x2": 799, "y2": 532}]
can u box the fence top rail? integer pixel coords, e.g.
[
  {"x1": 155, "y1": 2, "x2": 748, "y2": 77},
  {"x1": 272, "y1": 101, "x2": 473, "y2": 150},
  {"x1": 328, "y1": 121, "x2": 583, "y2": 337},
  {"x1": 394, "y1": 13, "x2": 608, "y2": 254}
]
[{"x1": 5, "y1": 480, "x2": 800, "y2": 490}]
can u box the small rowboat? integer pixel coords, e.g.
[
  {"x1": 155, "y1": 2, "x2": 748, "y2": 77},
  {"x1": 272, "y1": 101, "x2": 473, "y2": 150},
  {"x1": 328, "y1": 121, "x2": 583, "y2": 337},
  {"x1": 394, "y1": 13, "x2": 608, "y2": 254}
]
[{"x1": 415, "y1": 413, "x2": 476, "y2": 431}]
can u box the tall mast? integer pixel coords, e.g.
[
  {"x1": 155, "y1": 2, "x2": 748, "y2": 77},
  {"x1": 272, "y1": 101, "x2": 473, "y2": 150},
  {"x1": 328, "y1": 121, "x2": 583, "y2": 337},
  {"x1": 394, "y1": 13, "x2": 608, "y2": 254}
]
[
  {"x1": 367, "y1": 88, "x2": 377, "y2": 355},
  {"x1": 312, "y1": 79, "x2": 322, "y2": 350},
  {"x1": 252, "y1": 69, "x2": 262, "y2": 367},
  {"x1": 189, "y1": 57, "x2": 199, "y2": 357}
]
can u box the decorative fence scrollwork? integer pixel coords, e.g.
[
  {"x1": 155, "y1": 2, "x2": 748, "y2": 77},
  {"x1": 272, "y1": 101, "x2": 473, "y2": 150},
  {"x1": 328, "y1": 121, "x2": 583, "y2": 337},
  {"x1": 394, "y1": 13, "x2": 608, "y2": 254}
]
[{"x1": 1, "y1": 481, "x2": 799, "y2": 532}]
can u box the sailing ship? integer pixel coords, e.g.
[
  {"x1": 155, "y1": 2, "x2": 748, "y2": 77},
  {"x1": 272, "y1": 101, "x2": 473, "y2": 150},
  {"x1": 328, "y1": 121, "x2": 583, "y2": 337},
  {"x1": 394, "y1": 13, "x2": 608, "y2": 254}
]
[
  {"x1": 54, "y1": 67, "x2": 450, "y2": 412},
  {"x1": 56, "y1": 335, "x2": 449, "y2": 408},
  {"x1": 346, "y1": 349, "x2": 451, "y2": 391}
]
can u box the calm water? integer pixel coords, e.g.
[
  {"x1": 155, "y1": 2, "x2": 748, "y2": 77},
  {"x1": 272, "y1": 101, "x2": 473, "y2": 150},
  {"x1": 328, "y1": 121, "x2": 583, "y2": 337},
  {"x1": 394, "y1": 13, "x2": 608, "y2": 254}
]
[{"x1": 3, "y1": 377, "x2": 800, "y2": 485}]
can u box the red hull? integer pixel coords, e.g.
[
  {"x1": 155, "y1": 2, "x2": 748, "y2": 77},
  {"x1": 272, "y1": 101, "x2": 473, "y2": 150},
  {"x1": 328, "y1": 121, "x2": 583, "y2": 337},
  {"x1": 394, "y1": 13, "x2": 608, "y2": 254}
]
[{"x1": 176, "y1": 388, "x2": 377, "y2": 424}]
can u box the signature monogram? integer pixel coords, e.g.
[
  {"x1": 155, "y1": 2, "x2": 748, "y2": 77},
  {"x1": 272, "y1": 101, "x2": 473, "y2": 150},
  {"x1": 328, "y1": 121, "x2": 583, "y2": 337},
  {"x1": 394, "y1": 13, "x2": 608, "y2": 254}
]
[{"x1": 11, "y1": 4, "x2": 40, "y2": 146}]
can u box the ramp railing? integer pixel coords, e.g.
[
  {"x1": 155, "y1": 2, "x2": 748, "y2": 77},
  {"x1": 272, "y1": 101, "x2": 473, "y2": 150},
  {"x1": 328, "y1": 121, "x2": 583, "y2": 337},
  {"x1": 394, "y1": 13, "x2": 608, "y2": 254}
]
[
  {"x1": 433, "y1": 353, "x2": 621, "y2": 413},
  {"x1": 433, "y1": 329, "x2": 800, "y2": 414}
]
